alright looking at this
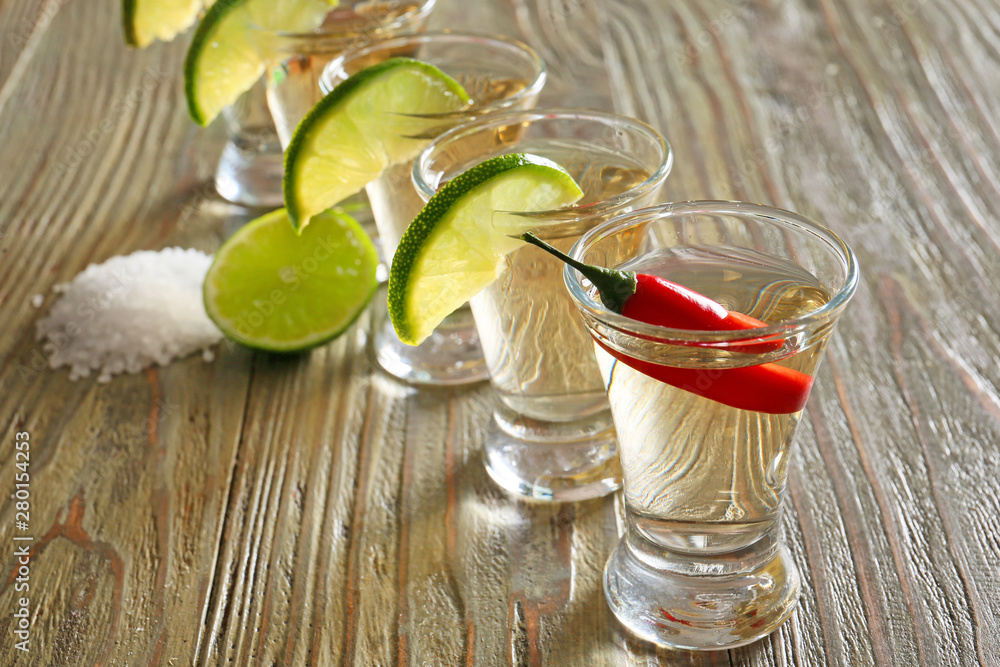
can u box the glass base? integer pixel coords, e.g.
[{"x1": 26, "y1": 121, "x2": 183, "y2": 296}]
[
  {"x1": 214, "y1": 129, "x2": 286, "y2": 209},
  {"x1": 484, "y1": 412, "x2": 621, "y2": 502},
  {"x1": 373, "y1": 306, "x2": 489, "y2": 386},
  {"x1": 604, "y1": 525, "x2": 800, "y2": 650}
]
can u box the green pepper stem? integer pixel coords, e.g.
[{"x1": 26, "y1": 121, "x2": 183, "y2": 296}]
[{"x1": 519, "y1": 232, "x2": 637, "y2": 314}]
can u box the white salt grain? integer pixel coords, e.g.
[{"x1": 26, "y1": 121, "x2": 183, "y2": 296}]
[
  {"x1": 31, "y1": 294, "x2": 43, "y2": 308},
  {"x1": 36, "y1": 247, "x2": 223, "y2": 382}
]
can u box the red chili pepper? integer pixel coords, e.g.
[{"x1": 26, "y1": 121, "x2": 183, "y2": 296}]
[
  {"x1": 595, "y1": 341, "x2": 812, "y2": 414},
  {"x1": 520, "y1": 232, "x2": 813, "y2": 414},
  {"x1": 624, "y1": 273, "x2": 781, "y2": 350}
]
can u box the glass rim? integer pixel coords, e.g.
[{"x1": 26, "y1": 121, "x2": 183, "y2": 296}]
[
  {"x1": 319, "y1": 29, "x2": 546, "y2": 105},
  {"x1": 247, "y1": 0, "x2": 437, "y2": 38},
  {"x1": 412, "y1": 107, "x2": 673, "y2": 222},
  {"x1": 565, "y1": 200, "x2": 860, "y2": 343}
]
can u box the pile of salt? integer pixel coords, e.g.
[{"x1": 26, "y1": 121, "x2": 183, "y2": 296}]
[{"x1": 35, "y1": 247, "x2": 223, "y2": 382}]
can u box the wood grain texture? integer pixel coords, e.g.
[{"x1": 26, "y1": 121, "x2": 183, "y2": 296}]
[{"x1": 1, "y1": 0, "x2": 999, "y2": 665}]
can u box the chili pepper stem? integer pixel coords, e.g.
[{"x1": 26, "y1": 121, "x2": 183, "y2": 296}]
[{"x1": 520, "y1": 232, "x2": 636, "y2": 313}]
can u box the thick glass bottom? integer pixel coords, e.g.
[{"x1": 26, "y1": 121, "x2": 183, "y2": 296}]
[
  {"x1": 214, "y1": 129, "x2": 285, "y2": 209},
  {"x1": 604, "y1": 524, "x2": 800, "y2": 650},
  {"x1": 484, "y1": 414, "x2": 621, "y2": 502},
  {"x1": 373, "y1": 306, "x2": 489, "y2": 386}
]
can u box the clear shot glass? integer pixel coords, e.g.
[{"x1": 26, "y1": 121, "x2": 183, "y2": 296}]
[
  {"x1": 262, "y1": 0, "x2": 437, "y2": 146},
  {"x1": 564, "y1": 201, "x2": 859, "y2": 649},
  {"x1": 214, "y1": 0, "x2": 436, "y2": 208},
  {"x1": 214, "y1": 78, "x2": 287, "y2": 209},
  {"x1": 322, "y1": 32, "x2": 546, "y2": 386},
  {"x1": 414, "y1": 109, "x2": 672, "y2": 501}
]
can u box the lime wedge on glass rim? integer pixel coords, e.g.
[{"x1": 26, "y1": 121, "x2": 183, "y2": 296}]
[
  {"x1": 283, "y1": 57, "x2": 470, "y2": 231},
  {"x1": 204, "y1": 208, "x2": 378, "y2": 352},
  {"x1": 184, "y1": 0, "x2": 338, "y2": 126},
  {"x1": 387, "y1": 153, "x2": 584, "y2": 346},
  {"x1": 123, "y1": 0, "x2": 210, "y2": 48}
]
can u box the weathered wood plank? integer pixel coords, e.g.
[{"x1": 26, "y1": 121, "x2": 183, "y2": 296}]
[
  {"x1": 2, "y1": 0, "x2": 1000, "y2": 664},
  {"x1": 0, "y1": 0, "x2": 67, "y2": 101},
  {"x1": 0, "y1": 0, "x2": 252, "y2": 665},
  {"x1": 598, "y1": 0, "x2": 1000, "y2": 665}
]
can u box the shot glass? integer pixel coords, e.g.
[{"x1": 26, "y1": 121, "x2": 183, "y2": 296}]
[
  {"x1": 261, "y1": 0, "x2": 437, "y2": 146},
  {"x1": 414, "y1": 109, "x2": 672, "y2": 500},
  {"x1": 214, "y1": 79, "x2": 287, "y2": 208},
  {"x1": 321, "y1": 32, "x2": 546, "y2": 386},
  {"x1": 564, "y1": 201, "x2": 859, "y2": 649},
  {"x1": 214, "y1": 0, "x2": 436, "y2": 208}
]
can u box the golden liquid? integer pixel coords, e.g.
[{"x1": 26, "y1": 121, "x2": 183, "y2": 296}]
[
  {"x1": 323, "y1": 1, "x2": 426, "y2": 33},
  {"x1": 470, "y1": 145, "x2": 654, "y2": 422},
  {"x1": 366, "y1": 75, "x2": 535, "y2": 256},
  {"x1": 265, "y1": 1, "x2": 428, "y2": 146},
  {"x1": 455, "y1": 75, "x2": 530, "y2": 108},
  {"x1": 598, "y1": 247, "x2": 833, "y2": 554}
]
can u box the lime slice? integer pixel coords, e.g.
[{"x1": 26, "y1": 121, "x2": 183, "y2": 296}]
[
  {"x1": 204, "y1": 208, "x2": 378, "y2": 352},
  {"x1": 184, "y1": 0, "x2": 335, "y2": 126},
  {"x1": 387, "y1": 153, "x2": 583, "y2": 346},
  {"x1": 124, "y1": 0, "x2": 210, "y2": 48},
  {"x1": 283, "y1": 58, "x2": 470, "y2": 231}
]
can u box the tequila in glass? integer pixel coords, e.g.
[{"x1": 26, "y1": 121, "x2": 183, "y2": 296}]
[
  {"x1": 262, "y1": 0, "x2": 436, "y2": 146},
  {"x1": 565, "y1": 201, "x2": 859, "y2": 649},
  {"x1": 414, "y1": 110, "x2": 672, "y2": 501},
  {"x1": 216, "y1": 0, "x2": 435, "y2": 208},
  {"x1": 322, "y1": 32, "x2": 546, "y2": 385}
]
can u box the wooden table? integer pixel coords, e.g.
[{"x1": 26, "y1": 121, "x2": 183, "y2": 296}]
[{"x1": 2, "y1": 0, "x2": 998, "y2": 664}]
